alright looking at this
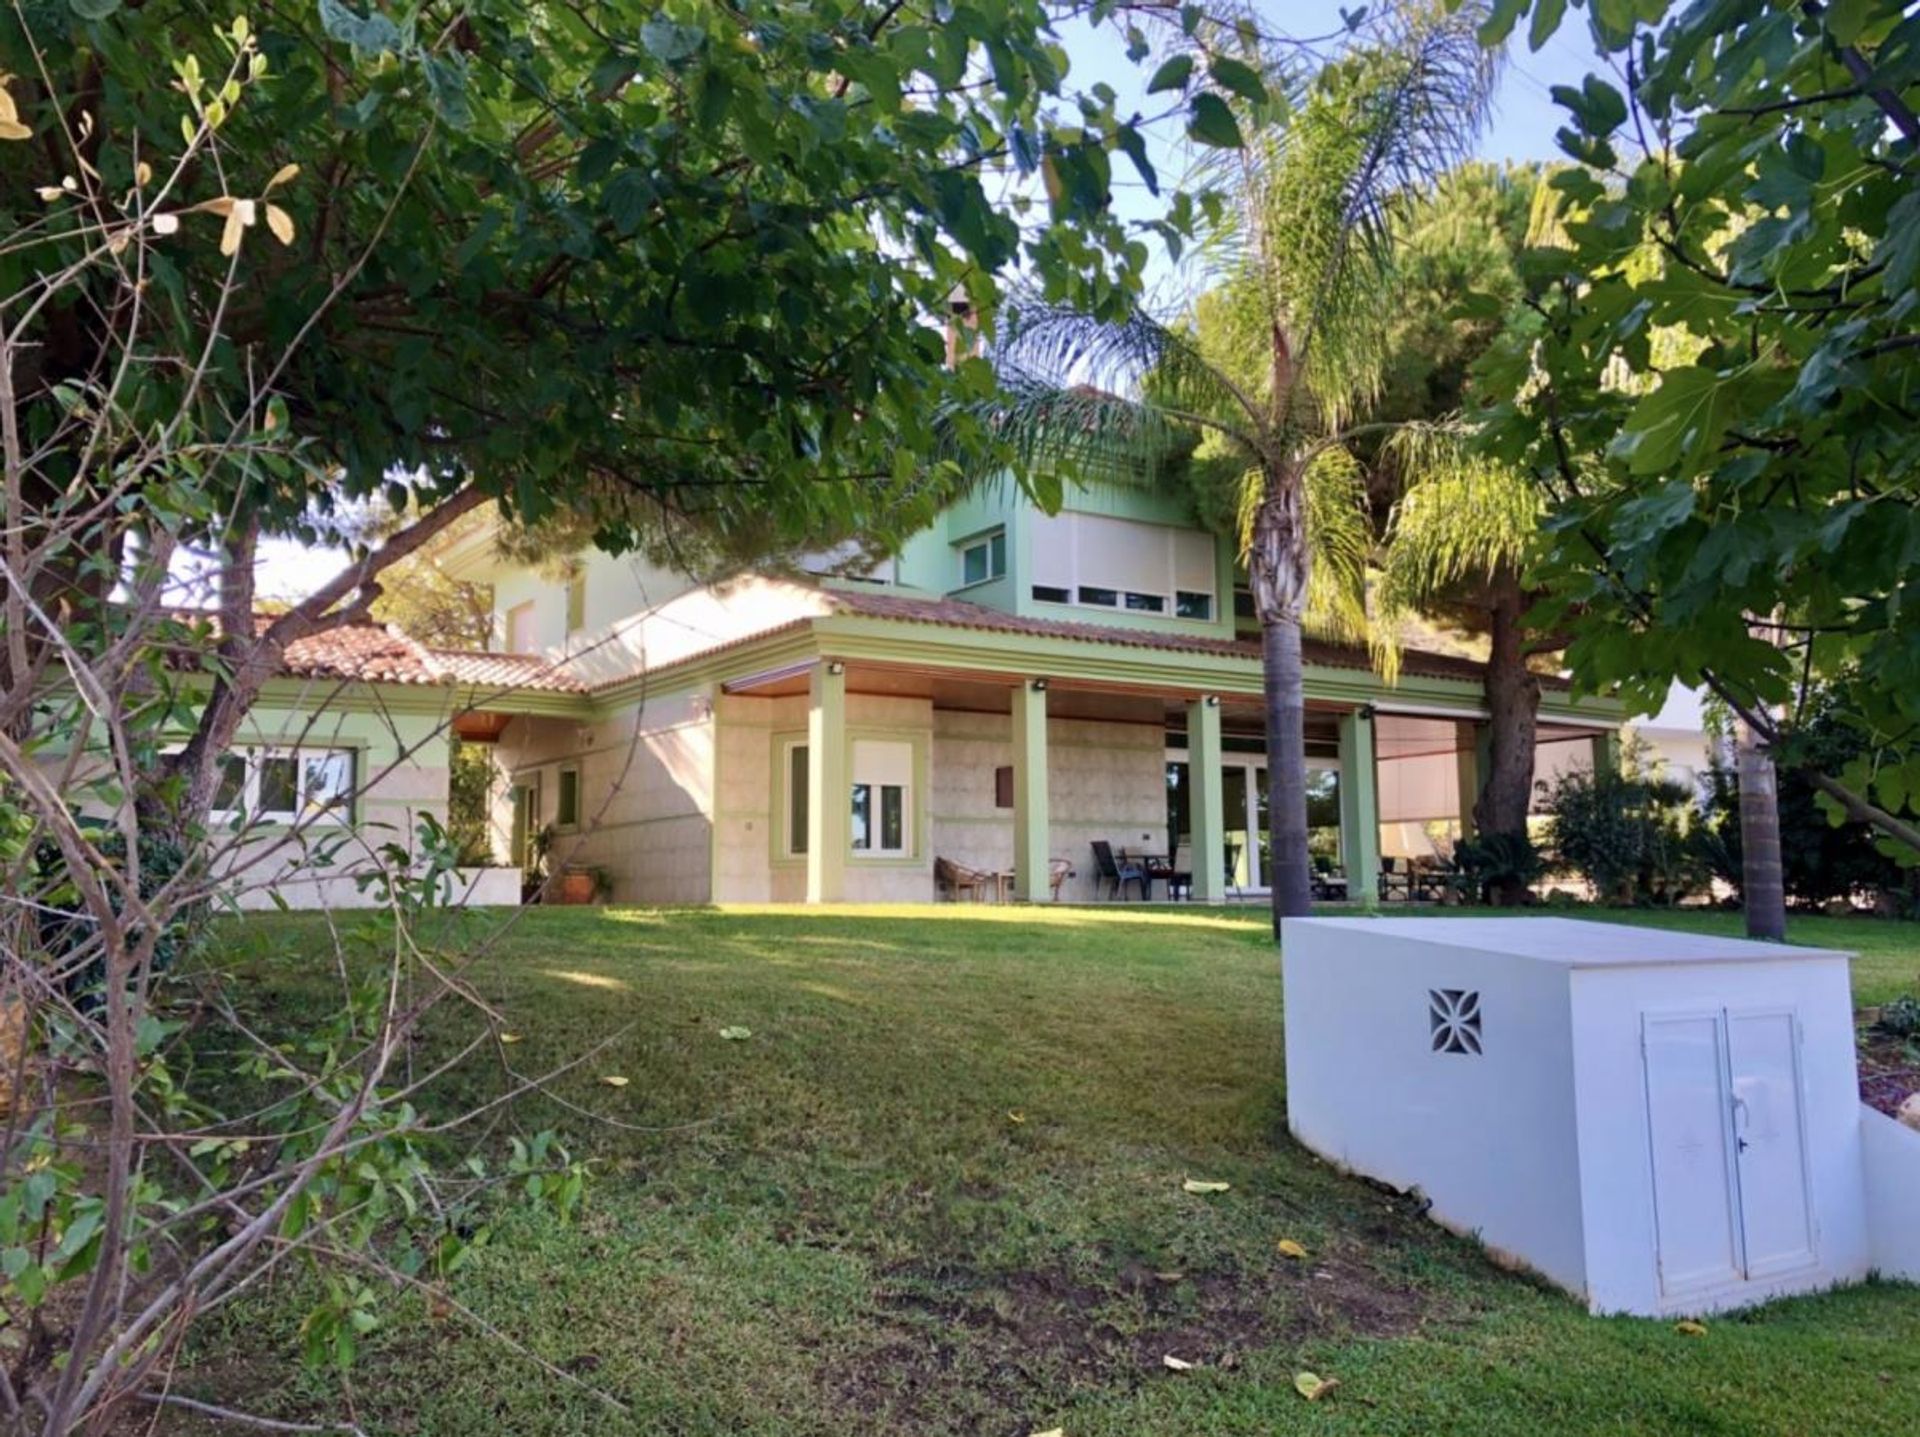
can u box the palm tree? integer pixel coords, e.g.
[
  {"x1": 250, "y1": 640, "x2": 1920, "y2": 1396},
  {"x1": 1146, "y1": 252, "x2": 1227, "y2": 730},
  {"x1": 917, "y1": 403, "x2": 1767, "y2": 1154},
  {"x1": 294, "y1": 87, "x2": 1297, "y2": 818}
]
[
  {"x1": 1376, "y1": 431, "x2": 1545, "y2": 899},
  {"x1": 986, "y1": 4, "x2": 1497, "y2": 931}
]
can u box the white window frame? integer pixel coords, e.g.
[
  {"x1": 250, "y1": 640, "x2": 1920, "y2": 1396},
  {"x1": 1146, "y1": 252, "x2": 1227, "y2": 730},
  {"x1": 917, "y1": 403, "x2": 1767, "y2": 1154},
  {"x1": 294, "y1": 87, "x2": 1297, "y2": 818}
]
[
  {"x1": 207, "y1": 746, "x2": 358, "y2": 827},
  {"x1": 849, "y1": 739, "x2": 913, "y2": 857},
  {"x1": 956, "y1": 528, "x2": 1007, "y2": 588},
  {"x1": 505, "y1": 600, "x2": 538, "y2": 654},
  {"x1": 1025, "y1": 512, "x2": 1217, "y2": 621}
]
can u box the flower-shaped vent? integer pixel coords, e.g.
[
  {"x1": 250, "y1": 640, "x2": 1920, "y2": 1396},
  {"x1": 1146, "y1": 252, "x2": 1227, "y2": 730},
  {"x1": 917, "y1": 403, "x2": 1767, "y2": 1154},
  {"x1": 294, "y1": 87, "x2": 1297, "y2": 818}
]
[{"x1": 1429, "y1": 989, "x2": 1483, "y2": 1055}]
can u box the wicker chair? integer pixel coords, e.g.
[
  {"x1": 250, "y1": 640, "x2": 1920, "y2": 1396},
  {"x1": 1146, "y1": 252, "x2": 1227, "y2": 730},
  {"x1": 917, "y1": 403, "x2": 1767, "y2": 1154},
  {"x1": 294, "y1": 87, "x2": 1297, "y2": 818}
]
[
  {"x1": 934, "y1": 855, "x2": 993, "y2": 902},
  {"x1": 1047, "y1": 857, "x2": 1076, "y2": 899}
]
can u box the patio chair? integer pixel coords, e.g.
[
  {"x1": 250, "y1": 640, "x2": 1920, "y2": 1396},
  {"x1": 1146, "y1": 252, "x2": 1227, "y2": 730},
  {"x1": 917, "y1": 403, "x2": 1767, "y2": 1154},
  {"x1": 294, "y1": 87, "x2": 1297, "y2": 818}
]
[
  {"x1": 1090, "y1": 841, "x2": 1148, "y2": 901},
  {"x1": 934, "y1": 855, "x2": 992, "y2": 903},
  {"x1": 1048, "y1": 858, "x2": 1075, "y2": 900},
  {"x1": 1154, "y1": 843, "x2": 1193, "y2": 901},
  {"x1": 1223, "y1": 838, "x2": 1242, "y2": 895}
]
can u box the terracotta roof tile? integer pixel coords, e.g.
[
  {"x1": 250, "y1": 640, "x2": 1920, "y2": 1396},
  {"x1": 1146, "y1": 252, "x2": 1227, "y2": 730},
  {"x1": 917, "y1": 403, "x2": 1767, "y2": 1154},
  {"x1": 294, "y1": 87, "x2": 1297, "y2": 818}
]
[
  {"x1": 250, "y1": 618, "x2": 583, "y2": 693},
  {"x1": 426, "y1": 648, "x2": 587, "y2": 694},
  {"x1": 277, "y1": 624, "x2": 441, "y2": 685}
]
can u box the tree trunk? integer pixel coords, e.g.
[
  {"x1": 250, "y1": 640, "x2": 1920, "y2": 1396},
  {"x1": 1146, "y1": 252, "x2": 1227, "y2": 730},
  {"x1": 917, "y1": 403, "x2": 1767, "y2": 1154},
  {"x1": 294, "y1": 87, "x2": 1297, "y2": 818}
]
[
  {"x1": 1262, "y1": 613, "x2": 1314, "y2": 932},
  {"x1": 1246, "y1": 471, "x2": 1314, "y2": 937},
  {"x1": 1474, "y1": 574, "x2": 1541, "y2": 904},
  {"x1": 1736, "y1": 715, "x2": 1787, "y2": 940}
]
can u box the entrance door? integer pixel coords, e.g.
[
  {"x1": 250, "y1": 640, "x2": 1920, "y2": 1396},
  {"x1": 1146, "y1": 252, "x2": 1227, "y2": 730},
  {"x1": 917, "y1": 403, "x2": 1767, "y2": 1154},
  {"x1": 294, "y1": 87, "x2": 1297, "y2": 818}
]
[{"x1": 1642, "y1": 1009, "x2": 1814, "y2": 1302}]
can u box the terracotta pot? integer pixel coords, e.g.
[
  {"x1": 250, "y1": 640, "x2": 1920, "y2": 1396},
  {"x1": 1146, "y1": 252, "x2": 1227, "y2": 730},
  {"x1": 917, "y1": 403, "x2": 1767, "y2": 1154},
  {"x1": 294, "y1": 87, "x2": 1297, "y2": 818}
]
[{"x1": 558, "y1": 869, "x2": 597, "y2": 905}]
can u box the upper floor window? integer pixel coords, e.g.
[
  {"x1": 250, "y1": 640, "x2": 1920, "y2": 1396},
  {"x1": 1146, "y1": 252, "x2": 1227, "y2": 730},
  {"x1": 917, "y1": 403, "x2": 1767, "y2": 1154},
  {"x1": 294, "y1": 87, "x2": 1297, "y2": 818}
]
[
  {"x1": 505, "y1": 600, "x2": 537, "y2": 654},
  {"x1": 1028, "y1": 512, "x2": 1216, "y2": 622},
  {"x1": 957, "y1": 529, "x2": 1007, "y2": 587},
  {"x1": 565, "y1": 568, "x2": 587, "y2": 636}
]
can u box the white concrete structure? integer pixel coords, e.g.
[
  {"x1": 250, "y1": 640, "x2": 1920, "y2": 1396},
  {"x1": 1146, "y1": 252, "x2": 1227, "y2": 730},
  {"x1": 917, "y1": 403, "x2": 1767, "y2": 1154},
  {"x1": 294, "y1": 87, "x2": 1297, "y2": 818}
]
[
  {"x1": 1283, "y1": 917, "x2": 1882, "y2": 1315},
  {"x1": 1861, "y1": 1107, "x2": 1920, "y2": 1283}
]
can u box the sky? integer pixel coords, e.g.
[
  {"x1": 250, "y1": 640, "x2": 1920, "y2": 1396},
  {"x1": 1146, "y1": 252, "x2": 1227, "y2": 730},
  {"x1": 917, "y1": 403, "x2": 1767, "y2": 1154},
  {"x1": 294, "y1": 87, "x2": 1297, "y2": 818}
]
[{"x1": 255, "y1": 5, "x2": 1616, "y2": 604}]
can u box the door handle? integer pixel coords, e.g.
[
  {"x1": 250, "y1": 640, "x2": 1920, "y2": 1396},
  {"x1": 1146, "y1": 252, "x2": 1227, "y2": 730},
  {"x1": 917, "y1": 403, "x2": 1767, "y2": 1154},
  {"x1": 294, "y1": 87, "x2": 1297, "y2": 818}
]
[{"x1": 1731, "y1": 1094, "x2": 1751, "y2": 1153}]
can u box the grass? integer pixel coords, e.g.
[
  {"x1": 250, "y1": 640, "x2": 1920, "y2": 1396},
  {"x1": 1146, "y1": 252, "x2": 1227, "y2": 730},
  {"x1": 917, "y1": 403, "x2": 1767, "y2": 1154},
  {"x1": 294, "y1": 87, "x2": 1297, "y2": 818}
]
[{"x1": 180, "y1": 904, "x2": 1920, "y2": 1436}]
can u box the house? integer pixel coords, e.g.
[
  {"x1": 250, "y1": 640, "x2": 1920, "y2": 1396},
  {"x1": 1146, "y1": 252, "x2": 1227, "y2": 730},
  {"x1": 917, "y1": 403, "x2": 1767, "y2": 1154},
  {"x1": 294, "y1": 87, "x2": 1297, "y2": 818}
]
[{"x1": 418, "y1": 474, "x2": 1624, "y2": 906}]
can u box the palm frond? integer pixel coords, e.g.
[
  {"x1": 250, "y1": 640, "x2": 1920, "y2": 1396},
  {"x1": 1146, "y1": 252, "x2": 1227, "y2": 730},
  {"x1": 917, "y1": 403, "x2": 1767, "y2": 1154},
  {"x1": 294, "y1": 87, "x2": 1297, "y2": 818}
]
[
  {"x1": 995, "y1": 295, "x2": 1256, "y2": 430},
  {"x1": 1234, "y1": 444, "x2": 1377, "y2": 660},
  {"x1": 1239, "y1": 2, "x2": 1500, "y2": 428},
  {"x1": 1377, "y1": 421, "x2": 1539, "y2": 619}
]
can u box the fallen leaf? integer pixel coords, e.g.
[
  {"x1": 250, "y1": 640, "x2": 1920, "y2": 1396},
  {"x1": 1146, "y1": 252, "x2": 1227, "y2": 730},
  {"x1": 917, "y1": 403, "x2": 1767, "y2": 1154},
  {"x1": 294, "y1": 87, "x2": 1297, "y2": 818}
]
[
  {"x1": 1673, "y1": 1320, "x2": 1707, "y2": 1337},
  {"x1": 599, "y1": 1075, "x2": 630, "y2": 1088},
  {"x1": 1028, "y1": 1430, "x2": 1064, "y2": 1437},
  {"x1": 1294, "y1": 1371, "x2": 1339, "y2": 1401},
  {"x1": 1006, "y1": 1110, "x2": 1026, "y2": 1124},
  {"x1": 498, "y1": 1032, "x2": 522, "y2": 1045},
  {"x1": 1182, "y1": 1179, "x2": 1230, "y2": 1195},
  {"x1": 1161, "y1": 1355, "x2": 1195, "y2": 1372},
  {"x1": 718, "y1": 1026, "x2": 751, "y2": 1041},
  {"x1": 1277, "y1": 1239, "x2": 1308, "y2": 1260}
]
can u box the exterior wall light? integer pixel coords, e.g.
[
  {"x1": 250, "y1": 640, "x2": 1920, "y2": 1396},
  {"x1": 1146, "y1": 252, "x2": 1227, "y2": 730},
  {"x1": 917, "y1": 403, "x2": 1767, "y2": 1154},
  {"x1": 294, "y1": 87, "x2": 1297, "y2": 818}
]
[
  {"x1": 826, "y1": 661, "x2": 845, "y2": 676},
  {"x1": 1204, "y1": 694, "x2": 1220, "y2": 707},
  {"x1": 1030, "y1": 678, "x2": 1049, "y2": 692}
]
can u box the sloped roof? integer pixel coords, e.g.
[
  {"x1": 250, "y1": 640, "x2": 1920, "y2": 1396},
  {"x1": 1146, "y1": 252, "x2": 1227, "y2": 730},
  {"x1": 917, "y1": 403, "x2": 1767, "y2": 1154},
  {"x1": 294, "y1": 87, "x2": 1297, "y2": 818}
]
[
  {"x1": 267, "y1": 621, "x2": 584, "y2": 693},
  {"x1": 249, "y1": 585, "x2": 1528, "y2": 699},
  {"x1": 819, "y1": 588, "x2": 1516, "y2": 686}
]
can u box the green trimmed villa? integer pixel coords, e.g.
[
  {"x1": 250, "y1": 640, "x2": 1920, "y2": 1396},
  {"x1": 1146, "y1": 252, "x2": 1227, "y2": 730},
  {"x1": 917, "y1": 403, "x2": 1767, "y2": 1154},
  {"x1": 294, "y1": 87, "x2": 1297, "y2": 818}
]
[{"x1": 376, "y1": 474, "x2": 1628, "y2": 907}]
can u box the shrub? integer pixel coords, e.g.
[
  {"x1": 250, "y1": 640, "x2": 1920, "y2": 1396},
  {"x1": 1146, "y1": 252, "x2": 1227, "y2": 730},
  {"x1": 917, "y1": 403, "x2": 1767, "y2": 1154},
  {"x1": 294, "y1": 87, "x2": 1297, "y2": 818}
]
[
  {"x1": 1452, "y1": 831, "x2": 1543, "y2": 906},
  {"x1": 1697, "y1": 690, "x2": 1908, "y2": 909},
  {"x1": 1542, "y1": 756, "x2": 1706, "y2": 905}
]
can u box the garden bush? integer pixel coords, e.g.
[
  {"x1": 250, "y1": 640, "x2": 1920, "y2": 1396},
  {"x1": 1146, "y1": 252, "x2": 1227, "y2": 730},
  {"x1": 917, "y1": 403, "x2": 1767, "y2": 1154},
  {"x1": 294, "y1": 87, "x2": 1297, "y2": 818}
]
[{"x1": 1542, "y1": 756, "x2": 1705, "y2": 905}]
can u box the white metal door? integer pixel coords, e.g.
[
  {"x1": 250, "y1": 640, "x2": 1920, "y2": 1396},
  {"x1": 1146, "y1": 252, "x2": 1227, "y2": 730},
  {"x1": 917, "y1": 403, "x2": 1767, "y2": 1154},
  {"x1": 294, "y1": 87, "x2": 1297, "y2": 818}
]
[
  {"x1": 1643, "y1": 1014, "x2": 1744, "y2": 1297},
  {"x1": 1726, "y1": 1011, "x2": 1816, "y2": 1278}
]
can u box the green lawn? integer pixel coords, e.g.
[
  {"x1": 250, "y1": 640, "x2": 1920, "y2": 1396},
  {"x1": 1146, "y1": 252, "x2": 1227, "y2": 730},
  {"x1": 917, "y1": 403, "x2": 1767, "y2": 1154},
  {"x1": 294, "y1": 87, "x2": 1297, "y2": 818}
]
[{"x1": 185, "y1": 905, "x2": 1920, "y2": 1436}]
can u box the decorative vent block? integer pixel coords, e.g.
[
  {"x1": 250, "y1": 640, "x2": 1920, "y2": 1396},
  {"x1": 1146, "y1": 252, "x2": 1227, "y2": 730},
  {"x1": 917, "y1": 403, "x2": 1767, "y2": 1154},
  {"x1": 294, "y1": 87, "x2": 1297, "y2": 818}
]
[{"x1": 1429, "y1": 989, "x2": 1483, "y2": 1055}]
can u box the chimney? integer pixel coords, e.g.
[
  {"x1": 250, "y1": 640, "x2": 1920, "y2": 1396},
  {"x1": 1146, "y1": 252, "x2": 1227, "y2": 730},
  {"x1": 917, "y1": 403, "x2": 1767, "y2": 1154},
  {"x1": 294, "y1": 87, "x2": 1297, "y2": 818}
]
[{"x1": 944, "y1": 285, "x2": 981, "y2": 369}]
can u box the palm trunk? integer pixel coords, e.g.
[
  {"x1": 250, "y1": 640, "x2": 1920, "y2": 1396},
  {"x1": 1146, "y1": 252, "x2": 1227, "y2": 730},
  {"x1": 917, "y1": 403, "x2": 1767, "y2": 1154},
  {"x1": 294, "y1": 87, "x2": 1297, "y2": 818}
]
[
  {"x1": 1736, "y1": 715, "x2": 1787, "y2": 940},
  {"x1": 1475, "y1": 575, "x2": 1541, "y2": 904},
  {"x1": 1262, "y1": 614, "x2": 1314, "y2": 933}
]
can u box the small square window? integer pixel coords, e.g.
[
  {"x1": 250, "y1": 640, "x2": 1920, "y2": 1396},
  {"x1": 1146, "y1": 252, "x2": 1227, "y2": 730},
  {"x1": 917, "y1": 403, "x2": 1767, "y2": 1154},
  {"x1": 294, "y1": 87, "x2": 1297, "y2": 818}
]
[
  {"x1": 1124, "y1": 591, "x2": 1166, "y2": 613},
  {"x1": 1031, "y1": 584, "x2": 1070, "y2": 604},
  {"x1": 1176, "y1": 590, "x2": 1214, "y2": 620},
  {"x1": 212, "y1": 754, "x2": 247, "y2": 815},
  {"x1": 1078, "y1": 586, "x2": 1118, "y2": 607},
  {"x1": 301, "y1": 751, "x2": 354, "y2": 818},
  {"x1": 958, "y1": 529, "x2": 1006, "y2": 587},
  {"x1": 258, "y1": 755, "x2": 299, "y2": 818}
]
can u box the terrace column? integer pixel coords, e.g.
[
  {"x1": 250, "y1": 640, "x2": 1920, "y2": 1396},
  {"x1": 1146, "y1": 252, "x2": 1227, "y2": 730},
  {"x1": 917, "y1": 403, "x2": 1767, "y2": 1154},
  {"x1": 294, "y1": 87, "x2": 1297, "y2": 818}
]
[
  {"x1": 1456, "y1": 720, "x2": 1486, "y2": 841},
  {"x1": 1011, "y1": 679, "x2": 1051, "y2": 901},
  {"x1": 806, "y1": 661, "x2": 848, "y2": 904},
  {"x1": 1590, "y1": 729, "x2": 1621, "y2": 777},
  {"x1": 1338, "y1": 707, "x2": 1382, "y2": 908},
  {"x1": 1186, "y1": 696, "x2": 1226, "y2": 902}
]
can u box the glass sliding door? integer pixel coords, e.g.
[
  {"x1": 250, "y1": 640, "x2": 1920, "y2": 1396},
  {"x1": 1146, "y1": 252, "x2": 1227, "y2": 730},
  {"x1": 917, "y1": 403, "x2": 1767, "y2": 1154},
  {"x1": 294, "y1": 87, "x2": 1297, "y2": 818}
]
[{"x1": 1166, "y1": 748, "x2": 1342, "y2": 894}]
